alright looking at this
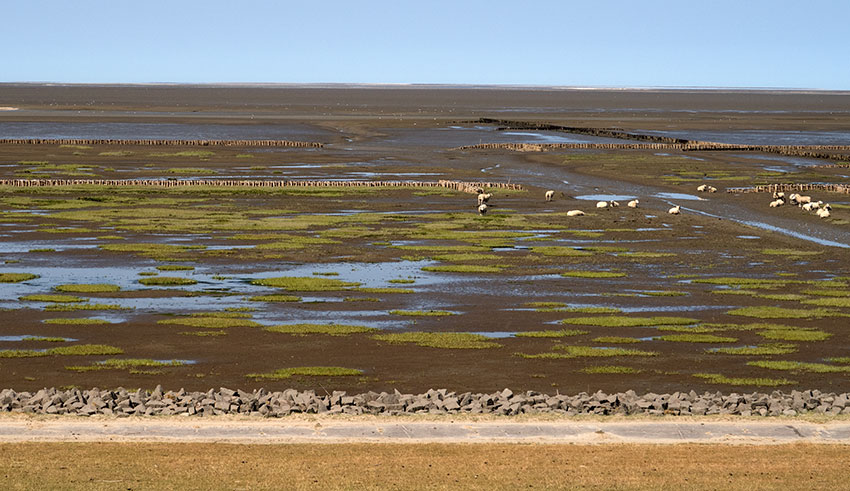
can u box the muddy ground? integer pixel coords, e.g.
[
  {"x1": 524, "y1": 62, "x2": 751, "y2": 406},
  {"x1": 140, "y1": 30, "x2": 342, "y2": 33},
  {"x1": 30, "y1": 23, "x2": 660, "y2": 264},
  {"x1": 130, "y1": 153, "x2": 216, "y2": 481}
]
[{"x1": 1, "y1": 85, "x2": 849, "y2": 394}]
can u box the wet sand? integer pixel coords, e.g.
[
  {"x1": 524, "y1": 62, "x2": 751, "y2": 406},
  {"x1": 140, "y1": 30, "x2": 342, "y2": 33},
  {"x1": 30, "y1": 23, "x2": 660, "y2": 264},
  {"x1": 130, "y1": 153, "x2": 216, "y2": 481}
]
[{"x1": 1, "y1": 85, "x2": 849, "y2": 395}]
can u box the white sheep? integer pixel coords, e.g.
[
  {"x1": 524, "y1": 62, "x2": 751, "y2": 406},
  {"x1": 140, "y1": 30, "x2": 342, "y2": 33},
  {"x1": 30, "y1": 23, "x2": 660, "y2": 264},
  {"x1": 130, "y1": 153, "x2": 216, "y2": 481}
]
[
  {"x1": 796, "y1": 195, "x2": 812, "y2": 205},
  {"x1": 478, "y1": 203, "x2": 488, "y2": 215},
  {"x1": 545, "y1": 190, "x2": 555, "y2": 202},
  {"x1": 773, "y1": 191, "x2": 786, "y2": 199},
  {"x1": 478, "y1": 193, "x2": 492, "y2": 205},
  {"x1": 769, "y1": 199, "x2": 784, "y2": 208},
  {"x1": 627, "y1": 199, "x2": 639, "y2": 208},
  {"x1": 596, "y1": 201, "x2": 609, "y2": 209},
  {"x1": 823, "y1": 203, "x2": 832, "y2": 211},
  {"x1": 802, "y1": 202, "x2": 815, "y2": 212},
  {"x1": 610, "y1": 200, "x2": 620, "y2": 207},
  {"x1": 668, "y1": 205, "x2": 681, "y2": 215},
  {"x1": 566, "y1": 209, "x2": 586, "y2": 216},
  {"x1": 697, "y1": 184, "x2": 708, "y2": 192},
  {"x1": 817, "y1": 208, "x2": 831, "y2": 218},
  {"x1": 708, "y1": 186, "x2": 718, "y2": 193}
]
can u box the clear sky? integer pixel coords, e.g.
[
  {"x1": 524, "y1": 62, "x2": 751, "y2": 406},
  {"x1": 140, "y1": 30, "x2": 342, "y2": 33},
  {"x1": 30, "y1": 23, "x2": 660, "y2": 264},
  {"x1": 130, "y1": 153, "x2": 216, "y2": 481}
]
[{"x1": 3, "y1": 0, "x2": 848, "y2": 89}]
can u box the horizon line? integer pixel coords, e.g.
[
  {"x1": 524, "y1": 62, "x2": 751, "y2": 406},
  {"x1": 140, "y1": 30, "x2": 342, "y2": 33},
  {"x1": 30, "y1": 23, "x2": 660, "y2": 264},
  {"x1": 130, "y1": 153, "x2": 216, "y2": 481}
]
[{"x1": 1, "y1": 82, "x2": 847, "y2": 93}]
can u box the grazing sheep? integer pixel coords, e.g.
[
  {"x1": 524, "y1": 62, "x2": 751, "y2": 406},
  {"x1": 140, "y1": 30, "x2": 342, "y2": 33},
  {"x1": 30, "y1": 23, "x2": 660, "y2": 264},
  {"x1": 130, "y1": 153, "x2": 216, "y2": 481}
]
[
  {"x1": 773, "y1": 191, "x2": 786, "y2": 199},
  {"x1": 802, "y1": 202, "x2": 815, "y2": 212},
  {"x1": 697, "y1": 184, "x2": 708, "y2": 192},
  {"x1": 545, "y1": 190, "x2": 555, "y2": 202},
  {"x1": 477, "y1": 193, "x2": 492, "y2": 205},
  {"x1": 596, "y1": 201, "x2": 609, "y2": 209},
  {"x1": 769, "y1": 199, "x2": 784, "y2": 208},
  {"x1": 627, "y1": 199, "x2": 639, "y2": 208},
  {"x1": 823, "y1": 203, "x2": 832, "y2": 211},
  {"x1": 796, "y1": 195, "x2": 812, "y2": 205},
  {"x1": 478, "y1": 203, "x2": 488, "y2": 215},
  {"x1": 668, "y1": 205, "x2": 681, "y2": 215},
  {"x1": 707, "y1": 186, "x2": 718, "y2": 193},
  {"x1": 610, "y1": 201, "x2": 620, "y2": 207},
  {"x1": 566, "y1": 209, "x2": 586, "y2": 217},
  {"x1": 817, "y1": 208, "x2": 831, "y2": 218}
]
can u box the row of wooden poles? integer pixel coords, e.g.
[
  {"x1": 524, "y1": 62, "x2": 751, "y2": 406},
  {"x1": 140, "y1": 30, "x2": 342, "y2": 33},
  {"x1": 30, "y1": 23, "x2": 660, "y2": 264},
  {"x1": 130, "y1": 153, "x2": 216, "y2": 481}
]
[
  {"x1": 0, "y1": 178, "x2": 523, "y2": 194},
  {"x1": 726, "y1": 183, "x2": 850, "y2": 195},
  {"x1": 0, "y1": 138, "x2": 323, "y2": 148}
]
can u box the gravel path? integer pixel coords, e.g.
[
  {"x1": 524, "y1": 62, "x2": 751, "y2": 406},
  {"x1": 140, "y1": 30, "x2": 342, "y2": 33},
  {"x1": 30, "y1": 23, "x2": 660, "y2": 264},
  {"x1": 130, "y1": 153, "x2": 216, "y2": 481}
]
[{"x1": 2, "y1": 419, "x2": 849, "y2": 444}]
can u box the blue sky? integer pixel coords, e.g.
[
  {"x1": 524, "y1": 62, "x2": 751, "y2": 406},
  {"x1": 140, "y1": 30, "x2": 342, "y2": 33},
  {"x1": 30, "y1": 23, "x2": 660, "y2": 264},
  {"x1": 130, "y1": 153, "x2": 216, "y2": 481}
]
[{"x1": 3, "y1": 1, "x2": 848, "y2": 89}]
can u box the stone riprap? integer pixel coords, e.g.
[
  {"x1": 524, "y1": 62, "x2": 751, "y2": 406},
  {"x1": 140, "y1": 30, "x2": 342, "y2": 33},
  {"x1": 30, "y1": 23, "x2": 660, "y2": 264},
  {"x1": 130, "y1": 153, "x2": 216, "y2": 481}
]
[{"x1": 1, "y1": 387, "x2": 849, "y2": 417}]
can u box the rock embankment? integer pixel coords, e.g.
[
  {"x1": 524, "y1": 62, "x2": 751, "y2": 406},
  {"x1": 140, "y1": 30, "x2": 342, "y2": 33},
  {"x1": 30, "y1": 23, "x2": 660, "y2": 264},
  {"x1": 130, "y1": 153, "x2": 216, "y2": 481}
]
[{"x1": 2, "y1": 387, "x2": 849, "y2": 417}]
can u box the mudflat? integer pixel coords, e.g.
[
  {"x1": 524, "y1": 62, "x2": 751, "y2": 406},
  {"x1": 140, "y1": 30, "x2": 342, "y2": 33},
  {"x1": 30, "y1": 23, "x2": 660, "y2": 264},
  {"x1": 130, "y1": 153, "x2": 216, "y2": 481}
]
[{"x1": 1, "y1": 84, "x2": 849, "y2": 395}]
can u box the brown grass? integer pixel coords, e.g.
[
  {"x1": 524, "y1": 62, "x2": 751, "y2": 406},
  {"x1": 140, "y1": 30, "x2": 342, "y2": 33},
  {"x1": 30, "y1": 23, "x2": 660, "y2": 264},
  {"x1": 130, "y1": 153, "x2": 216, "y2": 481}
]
[{"x1": 0, "y1": 443, "x2": 847, "y2": 490}]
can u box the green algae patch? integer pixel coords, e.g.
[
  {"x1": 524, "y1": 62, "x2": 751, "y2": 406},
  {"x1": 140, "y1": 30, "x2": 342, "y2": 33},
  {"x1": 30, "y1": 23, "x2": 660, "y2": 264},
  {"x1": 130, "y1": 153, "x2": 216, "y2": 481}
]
[
  {"x1": 761, "y1": 248, "x2": 823, "y2": 256},
  {"x1": 157, "y1": 316, "x2": 262, "y2": 329},
  {"x1": 139, "y1": 276, "x2": 198, "y2": 286},
  {"x1": 693, "y1": 277, "x2": 788, "y2": 289},
  {"x1": 20, "y1": 294, "x2": 86, "y2": 303},
  {"x1": 710, "y1": 344, "x2": 797, "y2": 355},
  {"x1": 251, "y1": 276, "x2": 360, "y2": 291},
  {"x1": 354, "y1": 287, "x2": 415, "y2": 294},
  {"x1": 0, "y1": 273, "x2": 38, "y2": 283},
  {"x1": 560, "y1": 316, "x2": 697, "y2": 328},
  {"x1": 67, "y1": 358, "x2": 186, "y2": 372},
  {"x1": 44, "y1": 303, "x2": 129, "y2": 312},
  {"x1": 0, "y1": 350, "x2": 48, "y2": 358},
  {"x1": 537, "y1": 307, "x2": 622, "y2": 314},
  {"x1": 693, "y1": 373, "x2": 795, "y2": 387},
  {"x1": 580, "y1": 365, "x2": 642, "y2": 374},
  {"x1": 641, "y1": 290, "x2": 688, "y2": 297},
  {"x1": 757, "y1": 329, "x2": 832, "y2": 342},
  {"x1": 248, "y1": 294, "x2": 302, "y2": 303},
  {"x1": 658, "y1": 334, "x2": 738, "y2": 343},
  {"x1": 421, "y1": 265, "x2": 504, "y2": 273},
  {"x1": 42, "y1": 318, "x2": 112, "y2": 325},
  {"x1": 47, "y1": 344, "x2": 124, "y2": 356},
  {"x1": 372, "y1": 332, "x2": 501, "y2": 349},
  {"x1": 592, "y1": 336, "x2": 642, "y2": 344},
  {"x1": 514, "y1": 330, "x2": 588, "y2": 338},
  {"x1": 431, "y1": 253, "x2": 503, "y2": 262},
  {"x1": 802, "y1": 297, "x2": 850, "y2": 308},
  {"x1": 264, "y1": 324, "x2": 377, "y2": 336},
  {"x1": 518, "y1": 346, "x2": 657, "y2": 359},
  {"x1": 727, "y1": 306, "x2": 844, "y2": 319},
  {"x1": 55, "y1": 284, "x2": 121, "y2": 293},
  {"x1": 389, "y1": 310, "x2": 456, "y2": 317},
  {"x1": 531, "y1": 246, "x2": 593, "y2": 257},
  {"x1": 247, "y1": 366, "x2": 362, "y2": 380},
  {"x1": 156, "y1": 265, "x2": 195, "y2": 271},
  {"x1": 561, "y1": 271, "x2": 626, "y2": 278},
  {"x1": 747, "y1": 360, "x2": 850, "y2": 374}
]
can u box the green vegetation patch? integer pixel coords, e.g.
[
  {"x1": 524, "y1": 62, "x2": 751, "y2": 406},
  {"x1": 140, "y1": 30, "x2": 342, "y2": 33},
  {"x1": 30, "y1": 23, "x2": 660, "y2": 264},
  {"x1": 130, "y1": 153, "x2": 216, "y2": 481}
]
[
  {"x1": 47, "y1": 344, "x2": 123, "y2": 356},
  {"x1": 44, "y1": 303, "x2": 129, "y2": 312},
  {"x1": 23, "y1": 336, "x2": 68, "y2": 342},
  {"x1": 537, "y1": 306, "x2": 622, "y2": 314},
  {"x1": 431, "y1": 253, "x2": 503, "y2": 262},
  {"x1": 518, "y1": 346, "x2": 657, "y2": 359},
  {"x1": 165, "y1": 167, "x2": 216, "y2": 174},
  {"x1": 55, "y1": 283, "x2": 121, "y2": 293},
  {"x1": 421, "y1": 265, "x2": 504, "y2": 273},
  {"x1": 388, "y1": 279, "x2": 415, "y2": 284},
  {"x1": 693, "y1": 373, "x2": 795, "y2": 387},
  {"x1": 354, "y1": 287, "x2": 415, "y2": 294},
  {"x1": 19, "y1": 294, "x2": 85, "y2": 303},
  {"x1": 710, "y1": 343, "x2": 797, "y2": 355},
  {"x1": 372, "y1": 332, "x2": 501, "y2": 349},
  {"x1": 592, "y1": 336, "x2": 642, "y2": 344},
  {"x1": 389, "y1": 310, "x2": 456, "y2": 317},
  {"x1": 802, "y1": 297, "x2": 850, "y2": 308},
  {"x1": 42, "y1": 318, "x2": 111, "y2": 325},
  {"x1": 156, "y1": 265, "x2": 195, "y2": 271},
  {"x1": 248, "y1": 294, "x2": 302, "y2": 303},
  {"x1": 139, "y1": 276, "x2": 198, "y2": 286},
  {"x1": 247, "y1": 366, "x2": 362, "y2": 380},
  {"x1": 67, "y1": 358, "x2": 186, "y2": 372},
  {"x1": 727, "y1": 306, "x2": 844, "y2": 319},
  {"x1": 251, "y1": 276, "x2": 360, "y2": 291},
  {"x1": 514, "y1": 330, "x2": 588, "y2": 338},
  {"x1": 561, "y1": 271, "x2": 626, "y2": 278},
  {"x1": 659, "y1": 334, "x2": 738, "y2": 343},
  {"x1": 157, "y1": 316, "x2": 262, "y2": 329},
  {"x1": 641, "y1": 290, "x2": 688, "y2": 297},
  {"x1": 560, "y1": 316, "x2": 697, "y2": 327},
  {"x1": 801, "y1": 289, "x2": 850, "y2": 298},
  {"x1": 0, "y1": 273, "x2": 38, "y2": 283},
  {"x1": 531, "y1": 246, "x2": 593, "y2": 257},
  {"x1": 580, "y1": 365, "x2": 642, "y2": 374},
  {"x1": 265, "y1": 324, "x2": 377, "y2": 336},
  {"x1": 758, "y1": 329, "x2": 832, "y2": 342},
  {"x1": 693, "y1": 277, "x2": 788, "y2": 289},
  {"x1": 0, "y1": 349, "x2": 48, "y2": 358},
  {"x1": 747, "y1": 360, "x2": 850, "y2": 373},
  {"x1": 524, "y1": 302, "x2": 566, "y2": 308}
]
